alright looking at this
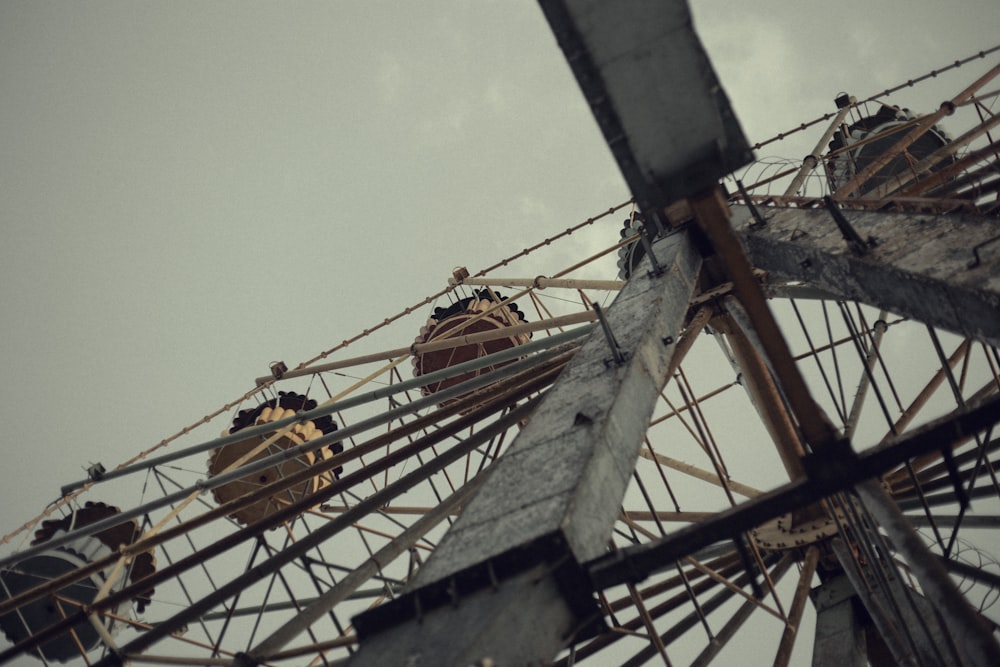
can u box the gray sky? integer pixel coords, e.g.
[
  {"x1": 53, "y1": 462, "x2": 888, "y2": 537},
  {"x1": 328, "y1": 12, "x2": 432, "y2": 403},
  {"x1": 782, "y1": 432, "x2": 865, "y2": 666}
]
[{"x1": 1, "y1": 1, "x2": 999, "y2": 663}]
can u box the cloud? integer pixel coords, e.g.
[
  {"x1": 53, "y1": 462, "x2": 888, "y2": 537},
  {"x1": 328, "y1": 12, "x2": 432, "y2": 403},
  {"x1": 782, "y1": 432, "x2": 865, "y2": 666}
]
[
  {"x1": 484, "y1": 80, "x2": 507, "y2": 114},
  {"x1": 376, "y1": 53, "x2": 404, "y2": 103}
]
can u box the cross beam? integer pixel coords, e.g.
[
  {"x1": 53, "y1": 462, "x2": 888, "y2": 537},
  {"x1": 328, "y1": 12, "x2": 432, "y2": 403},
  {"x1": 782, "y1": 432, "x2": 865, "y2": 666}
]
[
  {"x1": 733, "y1": 203, "x2": 1000, "y2": 347},
  {"x1": 586, "y1": 393, "x2": 1000, "y2": 588}
]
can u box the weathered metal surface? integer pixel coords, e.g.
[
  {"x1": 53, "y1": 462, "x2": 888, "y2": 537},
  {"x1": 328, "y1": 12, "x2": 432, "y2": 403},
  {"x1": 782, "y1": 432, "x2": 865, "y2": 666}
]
[
  {"x1": 831, "y1": 537, "x2": 934, "y2": 666},
  {"x1": 810, "y1": 575, "x2": 868, "y2": 667},
  {"x1": 855, "y1": 480, "x2": 1000, "y2": 666},
  {"x1": 538, "y1": 0, "x2": 752, "y2": 212},
  {"x1": 733, "y1": 204, "x2": 1000, "y2": 347},
  {"x1": 347, "y1": 232, "x2": 701, "y2": 666}
]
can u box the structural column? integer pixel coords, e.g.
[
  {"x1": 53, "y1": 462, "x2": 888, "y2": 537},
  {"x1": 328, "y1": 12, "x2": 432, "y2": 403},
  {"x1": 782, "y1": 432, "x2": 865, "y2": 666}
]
[{"x1": 348, "y1": 229, "x2": 702, "y2": 666}]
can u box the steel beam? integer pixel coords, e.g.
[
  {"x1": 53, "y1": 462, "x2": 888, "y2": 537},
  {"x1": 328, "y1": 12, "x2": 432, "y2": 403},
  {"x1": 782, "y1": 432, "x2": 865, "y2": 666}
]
[
  {"x1": 538, "y1": 0, "x2": 752, "y2": 215},
  {"x1": 588, "y1": 392, "x2": 1000, "y2": 589},
  {"x1": 831, "y1": 537, "x2": 942, "y2": 666},
  {"x1": 855, "y1": 480, "x2": 1000, "y2": 666},
  {"x1": 695, "y1": 191, "x2": 842, "y2": 453},
  {"x1": 809, "y1": 575, "x2": 869, "y2": 667},
  {"x1": 53, "y1": 326, "x2": 588, "y2": 500},
  {"x1": 732, "y1": 203, "x2": 1000, "y2": 347},
  {"x1": 347, "y1": 231, "x2": 702, "y2": 666},
  {"x1": 712, "y1": 312, "x2": 807, "y2": 480}
]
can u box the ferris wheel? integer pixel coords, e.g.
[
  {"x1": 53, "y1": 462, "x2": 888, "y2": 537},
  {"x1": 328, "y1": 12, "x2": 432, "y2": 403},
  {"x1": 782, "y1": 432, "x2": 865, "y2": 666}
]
[{"x1": 2, "y1": 6, "x2": 1000, "y2": 667}]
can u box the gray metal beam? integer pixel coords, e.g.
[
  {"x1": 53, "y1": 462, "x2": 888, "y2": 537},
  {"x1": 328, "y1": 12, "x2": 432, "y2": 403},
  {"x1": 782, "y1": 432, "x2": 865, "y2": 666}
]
[
  {"x1": 831, "y1": 538, "x2": 943, "y2": 666},
  {"x1": 348, "y1": 231, "x2": 702, "y2": 666},
  {"x1": 538, "y1": 0, "x2": 752, "y2": 214},
  {"x1": 732, "y1": 203, "x2": 1000, "y2": 347},
  {"x1": 855, "y1": 480, "x2": 1000, "y2": 666},
  {"x1": 810, "y1": 575, "x2": 869, "y2": 667}
]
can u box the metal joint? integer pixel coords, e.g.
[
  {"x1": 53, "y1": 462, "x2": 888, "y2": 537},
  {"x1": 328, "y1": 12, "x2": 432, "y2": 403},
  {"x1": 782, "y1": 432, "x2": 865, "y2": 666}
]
[
  {"x1": 801, "y1": 438, "x2": 858, "y2": 484},
  {"x1": 87, "y1": 462, "x2": 106, "y2": 482},
  {"x1": 232, "y1": 653, "x2": 259, "y2": 667},
  {"x1": 823, "y1": 196, "x2": 877, "y2": 255},
  {"x1": 269, "y1": 361, "x2": 287, "y2": 380}
]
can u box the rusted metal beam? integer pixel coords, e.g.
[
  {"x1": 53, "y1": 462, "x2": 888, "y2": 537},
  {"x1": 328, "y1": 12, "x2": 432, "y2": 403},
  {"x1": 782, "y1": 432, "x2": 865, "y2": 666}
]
[
  {"x1": 897, "y1": 138, "x2": 1000, "y2": 198},
  {"x1": 2, "y1": 385, "x2": 549, "y2": 666},
  {"x1": 616, "y1": 555, "x2": 791, "y2": 666},
  {"x1": 869, "y1": 110, "x2": 1000, "y2": 199},
  {"x1": 712, "y1": 311, "x2": 807, "y2": 480},
  {"x1": 844, "y1": 312, "x2": 889, "y2": 440},
  {"x1": 253, "y1": 311, "x2": 594, "y2": 383},
  {"x1": 637, "y1": 448, "x2": 762, "y2": 499},
  {"x1": 773, "y1": 546, "x2": 820, "y2": 667},
  {"x1": 3, "y1": 345, "x2": 574, "y2": 598},
  {"x1": 733, "y1": 204, "x2": 1000, "y2": 347},
  {"x1": 783, "y1": 101, "x2": 854, "y2": 197},
  {"x1": 554, "y1": 554, "x2": 754, "y2": 665},
  {"x1": 93, "y1": 399, "x2": 543, "y2": 667},
  {"x1": 693, "y1": 190, "x2": 841, "y2": 453},
  {"x1": 832, "y1": 63, "x2": 1000, "y2": 198},
  {"x1": 239, "y1": 472, "x2": 489, "y2": 663}
]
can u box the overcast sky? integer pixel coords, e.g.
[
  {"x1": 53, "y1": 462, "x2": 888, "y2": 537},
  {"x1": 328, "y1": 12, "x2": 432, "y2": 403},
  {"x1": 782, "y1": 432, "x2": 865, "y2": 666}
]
[{"x1": 1, "y1": 2, "x2": 999, "y2": 662}]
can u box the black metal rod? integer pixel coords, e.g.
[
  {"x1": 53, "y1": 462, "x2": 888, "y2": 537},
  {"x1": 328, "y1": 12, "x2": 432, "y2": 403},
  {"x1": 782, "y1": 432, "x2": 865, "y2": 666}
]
[
  {"x1": 592, "y1": 303, "x2": 625, "y2": 365},
  {"x1": 736, "y1": 180, "x2": 766, "y2": 227},
  {"x1": 637, "y1": 225, "x2": 664, "y2": 276},
  {"x1": 588, "y1": 393, "x2": 1000, "y2": 590}
]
